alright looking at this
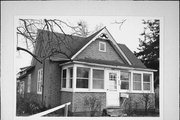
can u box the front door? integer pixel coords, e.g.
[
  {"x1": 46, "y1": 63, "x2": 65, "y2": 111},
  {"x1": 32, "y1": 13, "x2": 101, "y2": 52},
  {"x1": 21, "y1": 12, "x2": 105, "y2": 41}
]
[{"x1": 106, "y1": 70, "x2": 120, "y2": 106}]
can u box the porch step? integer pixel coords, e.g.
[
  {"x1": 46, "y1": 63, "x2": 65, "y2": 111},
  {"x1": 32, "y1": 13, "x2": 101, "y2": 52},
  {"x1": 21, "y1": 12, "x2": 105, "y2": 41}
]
[{"x1": 102, "y1": 106, "x2": 127, "y2": 117}]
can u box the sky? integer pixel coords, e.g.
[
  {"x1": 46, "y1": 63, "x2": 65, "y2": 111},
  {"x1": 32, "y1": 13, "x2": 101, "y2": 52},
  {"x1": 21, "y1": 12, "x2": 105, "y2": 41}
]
[{"x1": 16, "y1": 16, "x2": 150, "y2": 73}]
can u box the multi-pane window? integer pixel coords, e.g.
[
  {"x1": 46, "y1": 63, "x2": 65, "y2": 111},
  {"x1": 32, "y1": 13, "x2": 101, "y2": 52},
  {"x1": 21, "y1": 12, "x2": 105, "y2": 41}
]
[
  {"x1": 143, "y1": 73, "x2": 151, "y2": 91},
  {"x1": 37, "y1": 68, "x2": 43, "y2": 94},
  {"x1": 133, "y1": 73, "x2": 141, "y2": 90},
  {"x1": 68, "y1": 67, "x2": 73, "y2": 88},
  {"x1": 76, "y1": 67, "x2": 90, "y2": 88},
  {"x1": 109, "y1": 73, "x2": 117, "y2": 90},
  {"x1": 99, "y1": 41, "x2": 106, "y2": 52},
  {"x1": 62, "y1": 69, "x2": 67, "y2": 88},
  {"x1": 93, "y1": 69, "x2": 104, "y2": 89},
  {"x1": 27, "y1": 74, "x2": 31, "y2": 93},
  {"x1": 120, "y1": 72, "x2": 130, "y2": 90}
]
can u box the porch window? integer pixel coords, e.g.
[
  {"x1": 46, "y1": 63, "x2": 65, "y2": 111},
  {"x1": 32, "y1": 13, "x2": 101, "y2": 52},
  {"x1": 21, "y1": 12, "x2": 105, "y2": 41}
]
[
  {"x1": 133, "y1": 73, "x2": 141, "y2": 90},
  {"x1": 120, "y1": 72, "x2": 130, "y2": 90},
  {"x1": 76, "y1": 67, "x2": 90, "y2": 88},
  {"x1": 27, "y1": 74, "x2": 31, "y2": 93},
  {"x1": 93, "y1": 69, "x2": 104, "y2": 89},
  {"x1": 68, "y1": 67, "x2": 73, "y2": 88},
  {"x1": 37, "y1": 68, "x2": 43, "y2": 94},
  {"x1": 62, "y1": 69, "x2": 67, "y2": 88},
  {"x1": 143, "y1": 73, "x2": 152, "y2": 90}
]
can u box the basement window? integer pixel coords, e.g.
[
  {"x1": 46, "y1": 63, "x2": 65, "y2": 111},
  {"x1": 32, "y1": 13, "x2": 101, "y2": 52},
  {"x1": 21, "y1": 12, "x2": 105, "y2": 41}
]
[{"x1": 99, "y1": 41, "x2": 106, "y2": 52}]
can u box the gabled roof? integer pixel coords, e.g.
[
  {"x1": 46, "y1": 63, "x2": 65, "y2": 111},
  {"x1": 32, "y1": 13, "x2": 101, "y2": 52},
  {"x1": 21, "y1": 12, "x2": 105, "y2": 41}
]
[
  {"x1": 17, "y1": 66, "x2": 35, "y2": 80},
  {"x1": 36, "y1": 27, "x2": 147, "y2": 69},
  {"x1": 117, "y1": 44, "x2": 147, "y2": 68},
  {"x1": 37, "y1": 28, "x2": 104, "y2": 61}
]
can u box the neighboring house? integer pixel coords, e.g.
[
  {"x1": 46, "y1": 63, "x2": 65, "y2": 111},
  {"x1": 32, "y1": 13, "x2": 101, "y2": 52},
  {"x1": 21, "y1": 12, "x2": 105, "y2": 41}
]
[{"x1": 17, "y1": 27, "x2": 156, "y2": 115}]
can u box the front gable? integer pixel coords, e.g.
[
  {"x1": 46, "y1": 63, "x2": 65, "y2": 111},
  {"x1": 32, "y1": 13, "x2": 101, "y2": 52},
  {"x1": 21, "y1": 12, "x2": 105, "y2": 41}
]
[
  {"x1": 74, "y1": 38, "x2": 127, "y2": 65},
  {"x1": 71, "y1": 27, "x2": 132, "y2": 66}
]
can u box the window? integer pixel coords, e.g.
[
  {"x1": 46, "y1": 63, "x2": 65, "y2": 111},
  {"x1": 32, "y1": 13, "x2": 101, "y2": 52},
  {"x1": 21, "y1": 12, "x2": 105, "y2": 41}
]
[
  {"x1": 143, "y1": 73, "x2": 151, "y2": 91},
  {"x1": 68, "y1": 67, "x2": 73, "y2": 88},
  {"x1": 37, "y1": 68, "x2": 43, "y2": 94},
  {"x1": 76, "y1": 67, "x2": 90, "y2": 88},
  {"x1": 99, "y1": 41, "x2": 106, "y2": 52},
  {"x1": 27, "y1": 74, "x2": 31, "y2": 93},
  {"x1": 93, "y1": 69, "x2": 104, "y2": 89},
  {"x1": 62, "y1": 69, "x2": 67, "y2": 88},
  {"x1": 20, "y1": 81, "x2": 24, "y2": 95},
  {"x1": 120, "y1": 72, "x2": 130, "y2": 90},
  {"x1": 133, "y1": 73, "x2": 141, "y2": 90},
  {"x1": 109, "y1": 73, "x2": 117, "y2": 90}
]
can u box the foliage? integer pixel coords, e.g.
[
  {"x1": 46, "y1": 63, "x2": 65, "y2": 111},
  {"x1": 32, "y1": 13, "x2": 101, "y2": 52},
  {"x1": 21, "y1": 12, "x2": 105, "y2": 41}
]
[
  {"x1": 83, "y1": 96, "x2": 102, "y2": 116},
  {"x1": 123, "y1": 94, "x2": 155, "y2": 116},
  {"x1": 16, "y1": 93, "x2": 48, "y2": 116},
  {"x1": 123, "y1": 96, "x2": 134, "y2": 116},
  {"x1": 139, "y1": 93, "x2": 154, "y2": 115},
  {"x1": 134, "y1": 19, "x2": 160, "y2": 88}
]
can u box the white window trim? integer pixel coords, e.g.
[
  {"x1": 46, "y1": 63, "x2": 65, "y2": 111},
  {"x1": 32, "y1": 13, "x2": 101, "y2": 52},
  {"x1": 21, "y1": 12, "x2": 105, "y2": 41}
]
[
  {"x1": 27, "y1": 74, "x2": 31, "y2": 93},
  {"x1": 37, "y1": 68, "x2": 43, "y2": 94},
  {"x1": 99, "y1": 41, "x2": 106, "y2": 52},
  {"x1": 131, "y1": 71, "x2": 154, "y2": 93},
  {"x1": 61, "y1": 65, "x2": 73, "y2": 91},
  {"x1": 61, "y1": 68, "x2": 67, "y2": 88},
  {"x1": 92, "y1": 68, "x2": 105, "y2": 90},
  {"x1": 60, "y1": 64, "x2": 154, "y2": 93},
  {"x1": 76, "y1": 66, "x2": 90, "y2": 89},
  {"x1": 119, "y1": 71, "x2": 131, "y2": 92}
]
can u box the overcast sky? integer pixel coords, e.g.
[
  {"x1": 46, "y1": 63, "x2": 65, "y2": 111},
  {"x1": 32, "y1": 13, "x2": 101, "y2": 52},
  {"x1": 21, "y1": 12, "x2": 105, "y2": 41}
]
[{"x1": 16, "y1": 16, "x2": 155, "y2": 73}]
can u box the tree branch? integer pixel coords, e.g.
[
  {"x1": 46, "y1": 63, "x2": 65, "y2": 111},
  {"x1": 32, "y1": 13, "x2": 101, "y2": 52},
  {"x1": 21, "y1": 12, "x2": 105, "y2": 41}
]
[{"x1": 17, "y1": 47, "x2": 42, "y2": 64}]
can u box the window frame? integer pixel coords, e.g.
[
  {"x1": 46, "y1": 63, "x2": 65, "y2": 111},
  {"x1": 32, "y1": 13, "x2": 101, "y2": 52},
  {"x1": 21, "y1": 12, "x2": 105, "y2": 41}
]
[
  {"x1": 76, "y1": 67, "x2": 90, "y2": 89},
  {"x1": 61, "y1": 65, "x2": 74, "y2": 91},
  {"x1": 62, "y1": 69, "x2": 67, "y2": 88},
  {"x1": 99, "y1": 41, "x2": 106, "y2": 52},
  {"x1": 68, "y1": 67, "x2": 73, "y2": 88},
  {"x1": 133, "y1": 73, "x2": 142, "y2": 91},
  {"x1": 143, "y1": 73, "x2": 152, "y2": 91},
  {"x1": 92, "y1": 69, "x2": 104, "y2": 90},
  {"x1": 27, "y1": 74, "x2": 31, "y2": 93},
  {"x1": 131, "y1": 71, "x2": 154, "y2": 93},
  {"x1": 120, "y1": 71, "x2": 130, "y2": 92},
  {"x1": 37, "y1": 68, "x2": 43, "y2": 94}
]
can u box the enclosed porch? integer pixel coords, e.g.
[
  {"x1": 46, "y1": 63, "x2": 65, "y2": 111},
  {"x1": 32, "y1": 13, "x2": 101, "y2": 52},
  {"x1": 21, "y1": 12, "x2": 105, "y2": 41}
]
[{"x1": 60, "y1": 61, "x2": 155, "y2": 112}]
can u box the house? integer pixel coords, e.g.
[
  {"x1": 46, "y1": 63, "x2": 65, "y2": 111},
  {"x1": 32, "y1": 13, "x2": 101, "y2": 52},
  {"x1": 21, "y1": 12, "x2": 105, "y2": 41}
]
[{"x1": 17, "y1": 27, "x2": 156, "y2": 116}]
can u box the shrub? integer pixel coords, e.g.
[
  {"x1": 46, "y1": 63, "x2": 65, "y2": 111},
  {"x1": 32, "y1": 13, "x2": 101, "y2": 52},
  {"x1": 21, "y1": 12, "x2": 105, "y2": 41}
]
[
  {"x1": 83, "y1": 96, "x2": 102, "y2": 116},
  {"x1": 16, "y1": 93, "x2": 48, "y2": 116}
]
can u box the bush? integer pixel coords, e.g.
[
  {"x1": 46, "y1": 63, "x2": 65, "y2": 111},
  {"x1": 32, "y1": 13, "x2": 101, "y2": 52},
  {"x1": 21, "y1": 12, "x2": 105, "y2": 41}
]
[
  {"x1": 83, "y1": 96, "x2": 102, "y2": 116},
  {"x1": 16, "y1": 94, "x2": 48, "y2": 116}
]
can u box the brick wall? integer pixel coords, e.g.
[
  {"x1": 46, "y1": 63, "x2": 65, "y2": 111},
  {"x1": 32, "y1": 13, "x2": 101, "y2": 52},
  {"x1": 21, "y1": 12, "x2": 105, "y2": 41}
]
[
  {"x1": 60, "y1": 91, "x2": 73, "y2": 111},
  {"x1": 75, "y1": 39, "x2": 124, "y2": 64},
  {"x1": 72, "y1": 92, "x2": 106, "y2": 113}
]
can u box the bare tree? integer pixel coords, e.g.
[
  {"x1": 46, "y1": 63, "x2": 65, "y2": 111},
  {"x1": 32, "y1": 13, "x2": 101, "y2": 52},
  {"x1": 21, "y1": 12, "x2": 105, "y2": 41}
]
[
  {"x1": 139, "y1": 93, "x2": 154, "y2": 115},
  {"x1": 112, "y1": 19, "x2": 127, "y2": 30},
  {"x1": 16, "y1": 18, "x2": 89, "y2": 106}
]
